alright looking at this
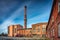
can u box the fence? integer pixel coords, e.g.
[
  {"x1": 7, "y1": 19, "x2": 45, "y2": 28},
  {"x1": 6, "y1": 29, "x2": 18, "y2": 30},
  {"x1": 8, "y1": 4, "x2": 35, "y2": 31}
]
[{"x1": 0, "y1": 36, "x2": 49, "y2": 40}]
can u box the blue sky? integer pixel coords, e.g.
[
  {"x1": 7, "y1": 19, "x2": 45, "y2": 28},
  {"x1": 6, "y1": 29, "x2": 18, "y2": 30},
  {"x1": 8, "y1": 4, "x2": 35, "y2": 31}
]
[{"x1": 0, "y1": 0, "x2": 53, "y2": 34}]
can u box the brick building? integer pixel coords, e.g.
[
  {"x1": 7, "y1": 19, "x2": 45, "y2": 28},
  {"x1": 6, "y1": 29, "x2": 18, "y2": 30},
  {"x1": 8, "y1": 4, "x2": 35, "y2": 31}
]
[
  {"x1": 8, "y1": 22, "x2": 47, "y2": 37},
  {"x1": 32, "y1": 22, "x2": 47, "y2": 37},
  {"x1": 8, "y1": 5, "x2": 47, "y2": 37},
  {"x1": 8, "y1": 24, "x2": 23, "y2": 37},
  {"x1": 46, "y1": 0, "x2": 60, "y2": 40},
  {"x1": 17, "y1": 28, "x2": 32, "y2": 37}
]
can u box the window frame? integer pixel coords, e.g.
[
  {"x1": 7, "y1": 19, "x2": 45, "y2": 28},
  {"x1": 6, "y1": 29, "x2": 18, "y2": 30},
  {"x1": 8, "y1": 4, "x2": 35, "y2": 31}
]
[
  {"x1": 42, "y1": 25, "x2": 46, "y2": 32},
  {"x1": 58, "y1": 23, "x2": 60, "y2": 37},
  {"x1": 38, "y1": 26, "x2": 40, "y2": 32},
  {"x1": 58, "y1": 3, "x2": 60, "y2": 12}
]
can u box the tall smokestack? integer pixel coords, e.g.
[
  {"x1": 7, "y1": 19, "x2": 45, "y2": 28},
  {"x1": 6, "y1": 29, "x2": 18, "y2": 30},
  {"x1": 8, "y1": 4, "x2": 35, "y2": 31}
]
[{"x1": 24, "y1": 5, "x2": 27, "y2": 29}]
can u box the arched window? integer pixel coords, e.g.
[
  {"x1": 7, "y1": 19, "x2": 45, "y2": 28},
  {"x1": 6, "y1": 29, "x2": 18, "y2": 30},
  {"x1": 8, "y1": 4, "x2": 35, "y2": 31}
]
[{"x1": 58, "y1": 23, "x2": 60, "y2": 37}]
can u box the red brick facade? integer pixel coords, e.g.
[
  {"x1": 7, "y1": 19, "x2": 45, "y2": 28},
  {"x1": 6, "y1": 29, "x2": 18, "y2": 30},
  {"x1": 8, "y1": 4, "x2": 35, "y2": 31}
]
[{"x1": 46, "y1": 0, "x2": 60, "y2": 40}]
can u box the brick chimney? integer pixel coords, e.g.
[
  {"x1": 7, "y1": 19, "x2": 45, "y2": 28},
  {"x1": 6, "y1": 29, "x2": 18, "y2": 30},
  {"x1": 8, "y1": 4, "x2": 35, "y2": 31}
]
[{"x1": 24, "y1": 5, "x2": 27, "y2": 29}]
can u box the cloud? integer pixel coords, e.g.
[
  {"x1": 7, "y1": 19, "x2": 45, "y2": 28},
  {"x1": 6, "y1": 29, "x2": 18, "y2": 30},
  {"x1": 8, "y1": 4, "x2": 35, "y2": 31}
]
[
  {"x1": 28, "y1": 13, "x2": 49, "y2": 22},
  {"x1": 0, "y1": 1, "x2": 31, "y2": 33},
  {"x1": 27, "y1": 13, "x2": 49, "y2": 28},
  {"x1": 0, "y1": 1, "x2": 22, "y2": 24},
  {"x1": 0, "y1": 21, "x2": 15, "y2": 33}
]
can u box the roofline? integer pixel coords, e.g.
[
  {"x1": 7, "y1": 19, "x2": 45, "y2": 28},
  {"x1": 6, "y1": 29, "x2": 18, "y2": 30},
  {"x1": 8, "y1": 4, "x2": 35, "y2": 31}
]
[
  {"x1": 46, "y1": 0, "x2": 57, "y2": 30},
  {"x1": 32, "y1": 22, "x2": 48, "y2": 25},
  {"x1": 8, "y1": 24, "x2": 23, "y2": 27}
]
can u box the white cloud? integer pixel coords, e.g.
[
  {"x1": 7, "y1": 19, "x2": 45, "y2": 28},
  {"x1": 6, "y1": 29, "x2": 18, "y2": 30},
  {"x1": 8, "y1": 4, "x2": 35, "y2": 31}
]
[
  {"x1": 0, "y1": 1, "x2": 31, "y2": 33},
  {"x1": 27, "y1": 13, "x2": 49, "y2": 28},
  {"x1": 0, "y1": 21, "x2": 15, "y2": 33},
  {"x1": 28, "y1": 13, "x2": 49, "y2": 22}
]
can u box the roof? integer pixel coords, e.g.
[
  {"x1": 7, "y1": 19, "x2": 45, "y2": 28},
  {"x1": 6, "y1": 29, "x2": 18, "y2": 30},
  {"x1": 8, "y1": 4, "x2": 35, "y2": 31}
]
[
  {"x1": 32, "y1": 22, "x2": 47, "y2": 26},
  {"x1": 8, "y1": 24, "x2": 23, "y2": 28}
]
